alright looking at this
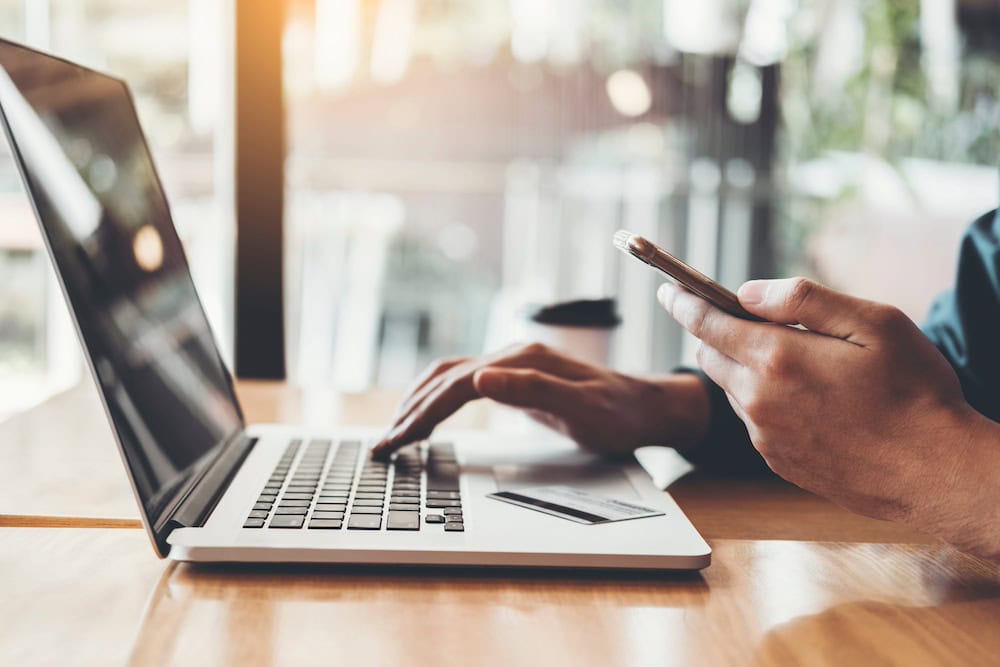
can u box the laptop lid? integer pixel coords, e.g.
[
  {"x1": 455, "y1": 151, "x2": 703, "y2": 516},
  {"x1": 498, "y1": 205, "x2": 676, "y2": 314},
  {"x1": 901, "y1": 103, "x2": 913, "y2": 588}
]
[{"x1": 0, "y1": 39, "x2": 245, "y2": 555}]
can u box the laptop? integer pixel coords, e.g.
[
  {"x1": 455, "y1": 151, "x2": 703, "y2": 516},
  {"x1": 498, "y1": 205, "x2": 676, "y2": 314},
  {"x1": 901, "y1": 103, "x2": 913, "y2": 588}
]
[{"x1": 0, "y1": 39, "x2": 711, "y2": 570}]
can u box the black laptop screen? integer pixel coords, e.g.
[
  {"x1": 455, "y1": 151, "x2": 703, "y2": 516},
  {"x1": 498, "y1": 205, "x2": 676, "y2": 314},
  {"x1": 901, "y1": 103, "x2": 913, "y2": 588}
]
[{"x1": 0, "y1": 42, "x2": 243, "y2": 524}]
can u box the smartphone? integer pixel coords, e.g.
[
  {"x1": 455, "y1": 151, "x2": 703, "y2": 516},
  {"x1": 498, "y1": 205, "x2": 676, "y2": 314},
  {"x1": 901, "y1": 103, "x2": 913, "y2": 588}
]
[{"x1": 613, "y1": 230, "x2": 763, "y2": 321}]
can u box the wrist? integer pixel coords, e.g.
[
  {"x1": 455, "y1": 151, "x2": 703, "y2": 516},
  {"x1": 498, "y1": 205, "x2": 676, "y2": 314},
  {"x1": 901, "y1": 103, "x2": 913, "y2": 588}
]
[
  {"x1": 635, "y1": 374, "x2": 710, "y2": 452},
  {"x1": 919, "y1": 404, "x2": 1000, "y2": 561}
]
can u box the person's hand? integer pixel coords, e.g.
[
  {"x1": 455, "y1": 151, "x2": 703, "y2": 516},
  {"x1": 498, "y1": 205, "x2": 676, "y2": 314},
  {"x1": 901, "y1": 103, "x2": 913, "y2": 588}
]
[
  {"x1": 371, "y1": 342, "x2": 711, "y2": 460},
  {"x1": 659, "y1": 278, "x2": 1000, "y2": 559}
]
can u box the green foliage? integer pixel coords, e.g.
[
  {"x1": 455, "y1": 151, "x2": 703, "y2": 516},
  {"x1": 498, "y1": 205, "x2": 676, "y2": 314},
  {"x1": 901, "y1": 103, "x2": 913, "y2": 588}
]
[{"x1": 782, "y1": 0, "x2": 999, "y2": 166}]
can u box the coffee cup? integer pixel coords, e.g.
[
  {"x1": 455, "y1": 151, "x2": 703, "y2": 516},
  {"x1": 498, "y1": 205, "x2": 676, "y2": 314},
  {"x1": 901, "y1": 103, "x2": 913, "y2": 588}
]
[{"x1": 522, "y1": 298, "x2": 621, "y2": 367}]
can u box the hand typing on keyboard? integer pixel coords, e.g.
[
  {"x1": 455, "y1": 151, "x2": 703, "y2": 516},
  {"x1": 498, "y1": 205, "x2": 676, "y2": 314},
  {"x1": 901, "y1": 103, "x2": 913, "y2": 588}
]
[{"x1": 371, "y1": 342, "x2": 712, "y2": 460}]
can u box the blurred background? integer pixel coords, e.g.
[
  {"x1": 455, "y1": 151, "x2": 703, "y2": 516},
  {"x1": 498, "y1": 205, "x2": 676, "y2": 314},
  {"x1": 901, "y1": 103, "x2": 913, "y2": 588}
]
[{"x1": 0, "y1": 0, "x2": 998, "y2": 419}]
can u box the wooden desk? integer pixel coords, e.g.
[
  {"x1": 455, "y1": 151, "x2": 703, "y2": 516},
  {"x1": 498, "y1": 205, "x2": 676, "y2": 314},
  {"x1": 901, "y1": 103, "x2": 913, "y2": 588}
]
[
  {"x1": 2, "y1": 380, "x2": 998, "y2": 666},
  {"x1": 2, "y1": 528, "x2": 998, "y2": 666}
]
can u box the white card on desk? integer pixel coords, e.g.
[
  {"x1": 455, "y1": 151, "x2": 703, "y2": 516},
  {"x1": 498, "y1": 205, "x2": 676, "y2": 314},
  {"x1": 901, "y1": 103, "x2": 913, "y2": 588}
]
[{"x1": 487, "y1": 485, "x2": 665, "y2": 525}]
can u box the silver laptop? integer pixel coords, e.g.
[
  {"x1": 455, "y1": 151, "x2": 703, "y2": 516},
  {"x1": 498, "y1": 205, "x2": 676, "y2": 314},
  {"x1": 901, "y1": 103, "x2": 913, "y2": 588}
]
[{"x1": 0, "y1": 39, "x2": 710, "y2": 570}]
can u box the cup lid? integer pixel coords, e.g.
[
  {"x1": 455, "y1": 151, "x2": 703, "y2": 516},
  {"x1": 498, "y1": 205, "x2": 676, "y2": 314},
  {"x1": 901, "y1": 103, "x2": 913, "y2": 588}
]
[{"x1": 525, "y1": 298, "x2": 621, "y2": 328}]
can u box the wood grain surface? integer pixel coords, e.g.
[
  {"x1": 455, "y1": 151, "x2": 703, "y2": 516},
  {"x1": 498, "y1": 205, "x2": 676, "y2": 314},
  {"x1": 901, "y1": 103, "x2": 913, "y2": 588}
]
[{"x1": 1, "y1": 528, "x2": 997, "y2": 667}]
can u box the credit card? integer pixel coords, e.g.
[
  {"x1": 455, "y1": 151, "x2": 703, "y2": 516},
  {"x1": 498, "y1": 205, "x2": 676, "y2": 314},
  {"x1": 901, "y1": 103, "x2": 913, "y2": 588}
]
[{"x1": 487, "y1": 485, "x2": 664, "y2": 525}]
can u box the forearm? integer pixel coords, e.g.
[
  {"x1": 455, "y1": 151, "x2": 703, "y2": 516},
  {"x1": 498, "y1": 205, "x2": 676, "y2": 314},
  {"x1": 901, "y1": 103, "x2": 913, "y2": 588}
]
[
  {"x1": 918, "y1": 407, "x2": 1000, "y2": 562},
  {"x1": 638, "y1": 373, "x2": 709, "y2": 452}
]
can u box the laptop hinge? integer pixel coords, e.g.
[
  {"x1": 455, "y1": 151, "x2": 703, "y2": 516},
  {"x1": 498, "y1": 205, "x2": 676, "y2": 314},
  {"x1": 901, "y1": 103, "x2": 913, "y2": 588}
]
[{"x1": 167, "y1": 432, "x2": 256, "y2": 529}]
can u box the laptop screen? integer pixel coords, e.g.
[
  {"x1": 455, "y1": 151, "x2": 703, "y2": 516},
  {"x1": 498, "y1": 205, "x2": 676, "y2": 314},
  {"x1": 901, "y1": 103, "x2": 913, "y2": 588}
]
[{"x1": 0, "y1": 41, "x2": 243, "y2": 526}]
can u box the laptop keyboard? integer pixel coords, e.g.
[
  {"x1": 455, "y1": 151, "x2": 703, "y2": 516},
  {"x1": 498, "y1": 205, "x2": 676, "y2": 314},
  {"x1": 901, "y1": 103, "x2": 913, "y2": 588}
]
[{"x1": 242, "y1": 439, "x2": 464, "y2": 532}]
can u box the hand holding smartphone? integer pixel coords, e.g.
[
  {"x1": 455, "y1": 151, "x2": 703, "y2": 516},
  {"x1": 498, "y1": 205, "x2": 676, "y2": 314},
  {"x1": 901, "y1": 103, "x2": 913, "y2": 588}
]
[{"x1": 613, "y1": 230, "x2": 763, "y2": 321}]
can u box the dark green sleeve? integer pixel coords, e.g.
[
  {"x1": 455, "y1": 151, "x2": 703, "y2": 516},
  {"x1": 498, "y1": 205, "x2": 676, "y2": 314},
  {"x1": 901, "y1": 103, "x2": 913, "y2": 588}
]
[{"x1": 921, "y1": 208, "x2": 1000, "y2": 423}]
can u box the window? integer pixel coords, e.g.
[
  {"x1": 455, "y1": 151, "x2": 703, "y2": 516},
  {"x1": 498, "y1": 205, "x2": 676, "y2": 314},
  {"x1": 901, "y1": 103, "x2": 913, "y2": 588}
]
[
  {"x1": 1, "y1": 1, "x2": 997, "y2": 415},
  {"x1": 0, "y1": 0, "x2": 233, "y2": 418},
  {"x1": 284, "y1": 0, "x2": 998, "y2": 391}
]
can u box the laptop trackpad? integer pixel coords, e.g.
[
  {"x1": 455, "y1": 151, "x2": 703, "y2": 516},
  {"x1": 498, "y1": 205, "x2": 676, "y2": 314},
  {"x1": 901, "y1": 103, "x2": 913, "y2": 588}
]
[{"x1": 489, "y1": 453, "x2": 640, "y2": 500}]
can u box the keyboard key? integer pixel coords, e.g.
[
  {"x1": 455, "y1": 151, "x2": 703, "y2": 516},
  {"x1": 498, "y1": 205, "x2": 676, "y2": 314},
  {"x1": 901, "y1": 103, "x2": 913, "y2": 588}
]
[
  {"x1": 426, "y1": 483, "x2": 460, "y2": 492},
  {"x1": 391, "y1": 490, "x2": 420, "y2": 498},
  {"x1": 350, "y1": 506, "x2": 382, "y2": 515},
  {"x1": 444, "y1": 523, "x2": 464, "y2": 532},
  {"x1": 243, "y1": 518, "x2": 266, "y2": 528},
  {"x1": 318, "y1": 493, "x2": 349, "y2": 501},
  {"x1": 282, "y1": 493, "x2": 315, "y2": 500},
  {"x1": 354, "y1": 492, "x2": 385, "y2": 500},
  {"x1": 353, "y1": 499, "x2": 384, "y2": 507},
  {"x1": 274, "y1": 507, "x2": 308, "y2": 515},
  {"x1": 443, "y1": 508, "x2": 463, "y2": 516},
  {"x1": 426, "y1": 500, "x2": 462, "y2": 508},
  {"x1": 312, "y1": 511, "x2": 345, "y2": 520},
  {"x1": 386, "y1": 511, "x2": 420, "y2": 531},
  {"x1": 277, "y1": 499, "x2": 312, "y2": 507},
  {"x1": 253, "y1": 502, "x2": 272, "y2": 511},
  {"x1": 425, "y1": 514, "x2": 445, "y2": 524},
  {"x1": 348, "y1": 514, "x2": 381, "y2": 530},
  {"x1": 270, "y1": 515, "x2": 305, "y2": 529},
  {"x1": 426, "y1": 491, "x2": 461, "y2": 500},
  {"x1": 388, "y1": 503, "x2": 419, "y2": 512},
  {"x1": 315, "y1": 503, "x2": 347, "y2": 512},
  {"x1": 308, "y1": 519, "x2": 343, "y2": 529},
  {"x1": 445, "y1": 515, "x2": 463, "y2": 523},
  {"x1": 247, "y1": 510, "x2": 270, "y2": 519}
]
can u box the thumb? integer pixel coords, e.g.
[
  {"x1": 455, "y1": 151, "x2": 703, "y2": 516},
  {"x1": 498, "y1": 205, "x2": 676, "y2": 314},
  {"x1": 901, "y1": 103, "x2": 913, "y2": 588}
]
[
  {"x1": 473, "y1": 368, "x2": 581, "y2": 414},
  {"x1": 737, "y1": 278, "x2": 871, "y2": 340}
]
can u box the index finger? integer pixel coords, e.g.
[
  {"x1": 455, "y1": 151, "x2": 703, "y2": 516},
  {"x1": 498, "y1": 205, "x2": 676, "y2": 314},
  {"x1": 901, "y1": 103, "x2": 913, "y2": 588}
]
[
  {"x1": 657, "y1": 283, "x2": 769, "y2": 365},
  {"x1": 371, "y1": 372, "x2": 478, "y2": 459}
]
